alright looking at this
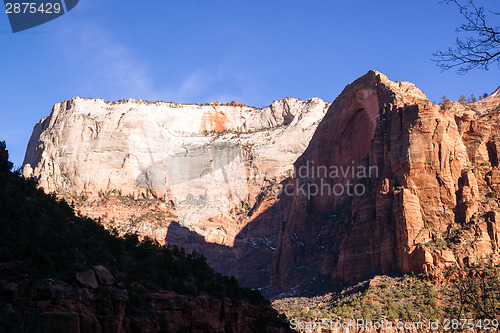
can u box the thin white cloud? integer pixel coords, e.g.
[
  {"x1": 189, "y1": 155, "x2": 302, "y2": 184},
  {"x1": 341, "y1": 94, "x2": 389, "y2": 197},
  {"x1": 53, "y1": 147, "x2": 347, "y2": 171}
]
[
  {"x1": 59, "y1": 25, "x2": 151, "y2": 97},
  {"x1": 56, "y1": 22, "x2": 258, "y2": 104},
  {"x1": 151, "y1": 71, "x2": 211, "y2": 103}
]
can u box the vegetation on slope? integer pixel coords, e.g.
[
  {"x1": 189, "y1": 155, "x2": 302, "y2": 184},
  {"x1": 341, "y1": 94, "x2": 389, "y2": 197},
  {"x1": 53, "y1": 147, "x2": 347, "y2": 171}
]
[
  {"x1": 0, "y1": 141, "x2": 289, "y2": 331},
  {"x1": 273, "y1": 275, "x2": 443, "y2": 323},
  {"x1": 274, "y1": 268, "x2": 500, "y2": 329}
]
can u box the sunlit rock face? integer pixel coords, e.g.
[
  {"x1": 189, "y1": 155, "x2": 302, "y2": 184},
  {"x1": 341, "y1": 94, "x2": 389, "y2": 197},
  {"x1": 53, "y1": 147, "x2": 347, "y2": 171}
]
[
  {"x1": 23, "y1": 99, "x2": 256, "y2": 200},
  {"x1": 272, "y1": 71, "x2": 500, "y2": 290},
  {"x1": 141, "y1": 141, "x2": 250, "y2": 228},
  {"x1": 22, "y1": 96, "x2": 329, "y2": 248}
]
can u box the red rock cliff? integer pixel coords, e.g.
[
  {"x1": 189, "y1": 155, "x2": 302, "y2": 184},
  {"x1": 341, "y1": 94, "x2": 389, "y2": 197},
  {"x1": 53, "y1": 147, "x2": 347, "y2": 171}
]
[{"x1": 272, "y1": 71, "x2": 500, "y2": 290}]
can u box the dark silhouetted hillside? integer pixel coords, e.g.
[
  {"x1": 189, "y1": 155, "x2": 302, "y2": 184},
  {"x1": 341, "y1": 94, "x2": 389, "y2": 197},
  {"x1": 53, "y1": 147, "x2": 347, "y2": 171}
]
[{"x1": 0, "y1": 141, "x2": 290, "y2": 332}]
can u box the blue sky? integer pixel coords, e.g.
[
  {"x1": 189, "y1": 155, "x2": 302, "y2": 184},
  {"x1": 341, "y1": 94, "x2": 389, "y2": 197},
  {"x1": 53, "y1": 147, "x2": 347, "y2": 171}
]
[{"x1": 1, "y1": 0, "x2": 499, "y2": 167}]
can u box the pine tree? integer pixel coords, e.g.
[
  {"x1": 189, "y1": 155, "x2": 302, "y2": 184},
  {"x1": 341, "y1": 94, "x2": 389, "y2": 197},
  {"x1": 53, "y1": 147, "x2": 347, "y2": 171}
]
[{"x1": 459, "y1": 94, "x2": 467, "y2": 104}]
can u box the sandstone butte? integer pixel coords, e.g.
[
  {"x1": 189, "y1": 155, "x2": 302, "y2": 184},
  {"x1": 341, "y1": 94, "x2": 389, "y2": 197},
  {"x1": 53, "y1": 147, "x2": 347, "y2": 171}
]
[{"x1": 23, "y1": 70, "x2": 500, "y2": 296}]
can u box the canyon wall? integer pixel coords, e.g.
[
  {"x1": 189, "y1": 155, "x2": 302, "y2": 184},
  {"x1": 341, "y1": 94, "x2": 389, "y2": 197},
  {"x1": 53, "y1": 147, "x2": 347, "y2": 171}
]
[
  {"x1": 22, "y1": 71, "x2": 500, "y2": 295},
  {"x1": 272, "y1": 70, "x2": 500, "y2": 291}
]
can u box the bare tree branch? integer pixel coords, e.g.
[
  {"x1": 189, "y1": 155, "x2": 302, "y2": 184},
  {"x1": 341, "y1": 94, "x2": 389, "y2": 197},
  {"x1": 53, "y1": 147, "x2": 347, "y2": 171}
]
[{"x1": 434, "y1": 0, "x2": 500, "y2": 73}]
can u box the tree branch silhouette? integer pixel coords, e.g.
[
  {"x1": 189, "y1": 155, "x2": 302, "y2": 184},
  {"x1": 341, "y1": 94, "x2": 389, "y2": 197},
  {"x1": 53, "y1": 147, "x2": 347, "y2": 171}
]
[{"x1": 434, "y1": 0, "x2": 500, "y2": 73}]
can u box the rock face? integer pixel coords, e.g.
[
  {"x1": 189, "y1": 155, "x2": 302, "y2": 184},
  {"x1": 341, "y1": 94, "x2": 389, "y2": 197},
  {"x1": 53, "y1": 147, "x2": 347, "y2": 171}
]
[
  {"x1": 0, "y1": 276, "x2": 286, "y2": 333},
  {"x1": 271, "y1": 71, "x2": 500, "y2": 290},
  {"x1": 22, "y1": 71, "x2": 500, "y2": 296},
  {"x1": 22, "y1": 97, "x2": 329, "y2": 289},
  {"x1": 23, "y1": 97, "x2": 328, "y2": 229}
]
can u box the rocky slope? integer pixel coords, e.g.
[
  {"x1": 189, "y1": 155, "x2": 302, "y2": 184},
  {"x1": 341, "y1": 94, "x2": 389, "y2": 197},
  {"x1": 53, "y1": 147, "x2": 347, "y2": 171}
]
[
  {"x1": 0, "y1": 144, "x2": 290, "y2": 332},
  {"x1": 271, "y1": 70, "x2": 500, "y2": 291}
]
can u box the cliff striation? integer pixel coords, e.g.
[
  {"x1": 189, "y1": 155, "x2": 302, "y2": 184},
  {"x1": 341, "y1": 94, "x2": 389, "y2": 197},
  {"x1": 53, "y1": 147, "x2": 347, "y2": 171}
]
[
  {"x1": 272, "y1": 71, "x2": 500, "y2": 291},
  {"x1": 22, "y1": 97, "x2": 329, "y2": 289}
]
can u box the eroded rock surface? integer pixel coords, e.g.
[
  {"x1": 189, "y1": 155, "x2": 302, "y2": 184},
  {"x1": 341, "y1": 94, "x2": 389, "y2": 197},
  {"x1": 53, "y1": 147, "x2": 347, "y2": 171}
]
[
  {"x1": 22, "y1": 97, "x2": 329, "y2": 289},
  {"x1": 272, "y1": 71, "x2": 500, "y2": 291},
  {"x1": 0, "y1": 277, "x2": 286, "y2": 333}
]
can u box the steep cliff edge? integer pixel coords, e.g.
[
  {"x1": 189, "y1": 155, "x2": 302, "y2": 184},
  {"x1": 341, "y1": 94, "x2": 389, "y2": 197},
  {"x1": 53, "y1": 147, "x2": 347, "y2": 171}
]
[{"x1": 272, "y1": 70, "x2": 500, "y2": 291}]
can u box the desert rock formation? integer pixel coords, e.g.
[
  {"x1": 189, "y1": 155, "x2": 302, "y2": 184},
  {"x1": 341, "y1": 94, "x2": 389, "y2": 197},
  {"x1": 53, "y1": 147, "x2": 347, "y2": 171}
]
[
  {"x1": 22, "y1": 97, "x2": 329, "y2": 289},
  {"x1": 23, "y1": 97, "x2": 328, "y2": 238},
  {"x1": 22, "y1": 71, "x2": 500, "y2": 294},
  {"x1": 272, "y1": 71, "x2": 500, "y2": 290},
  {"x1": 1, "y1": 274, "x2": 286, "y2": 332}
]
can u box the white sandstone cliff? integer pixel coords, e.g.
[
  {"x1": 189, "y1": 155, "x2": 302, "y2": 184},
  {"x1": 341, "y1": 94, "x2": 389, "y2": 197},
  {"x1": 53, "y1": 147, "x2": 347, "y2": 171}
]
[{"x1": 23, "y1": 97, "x2": 329, "y2": 244}]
